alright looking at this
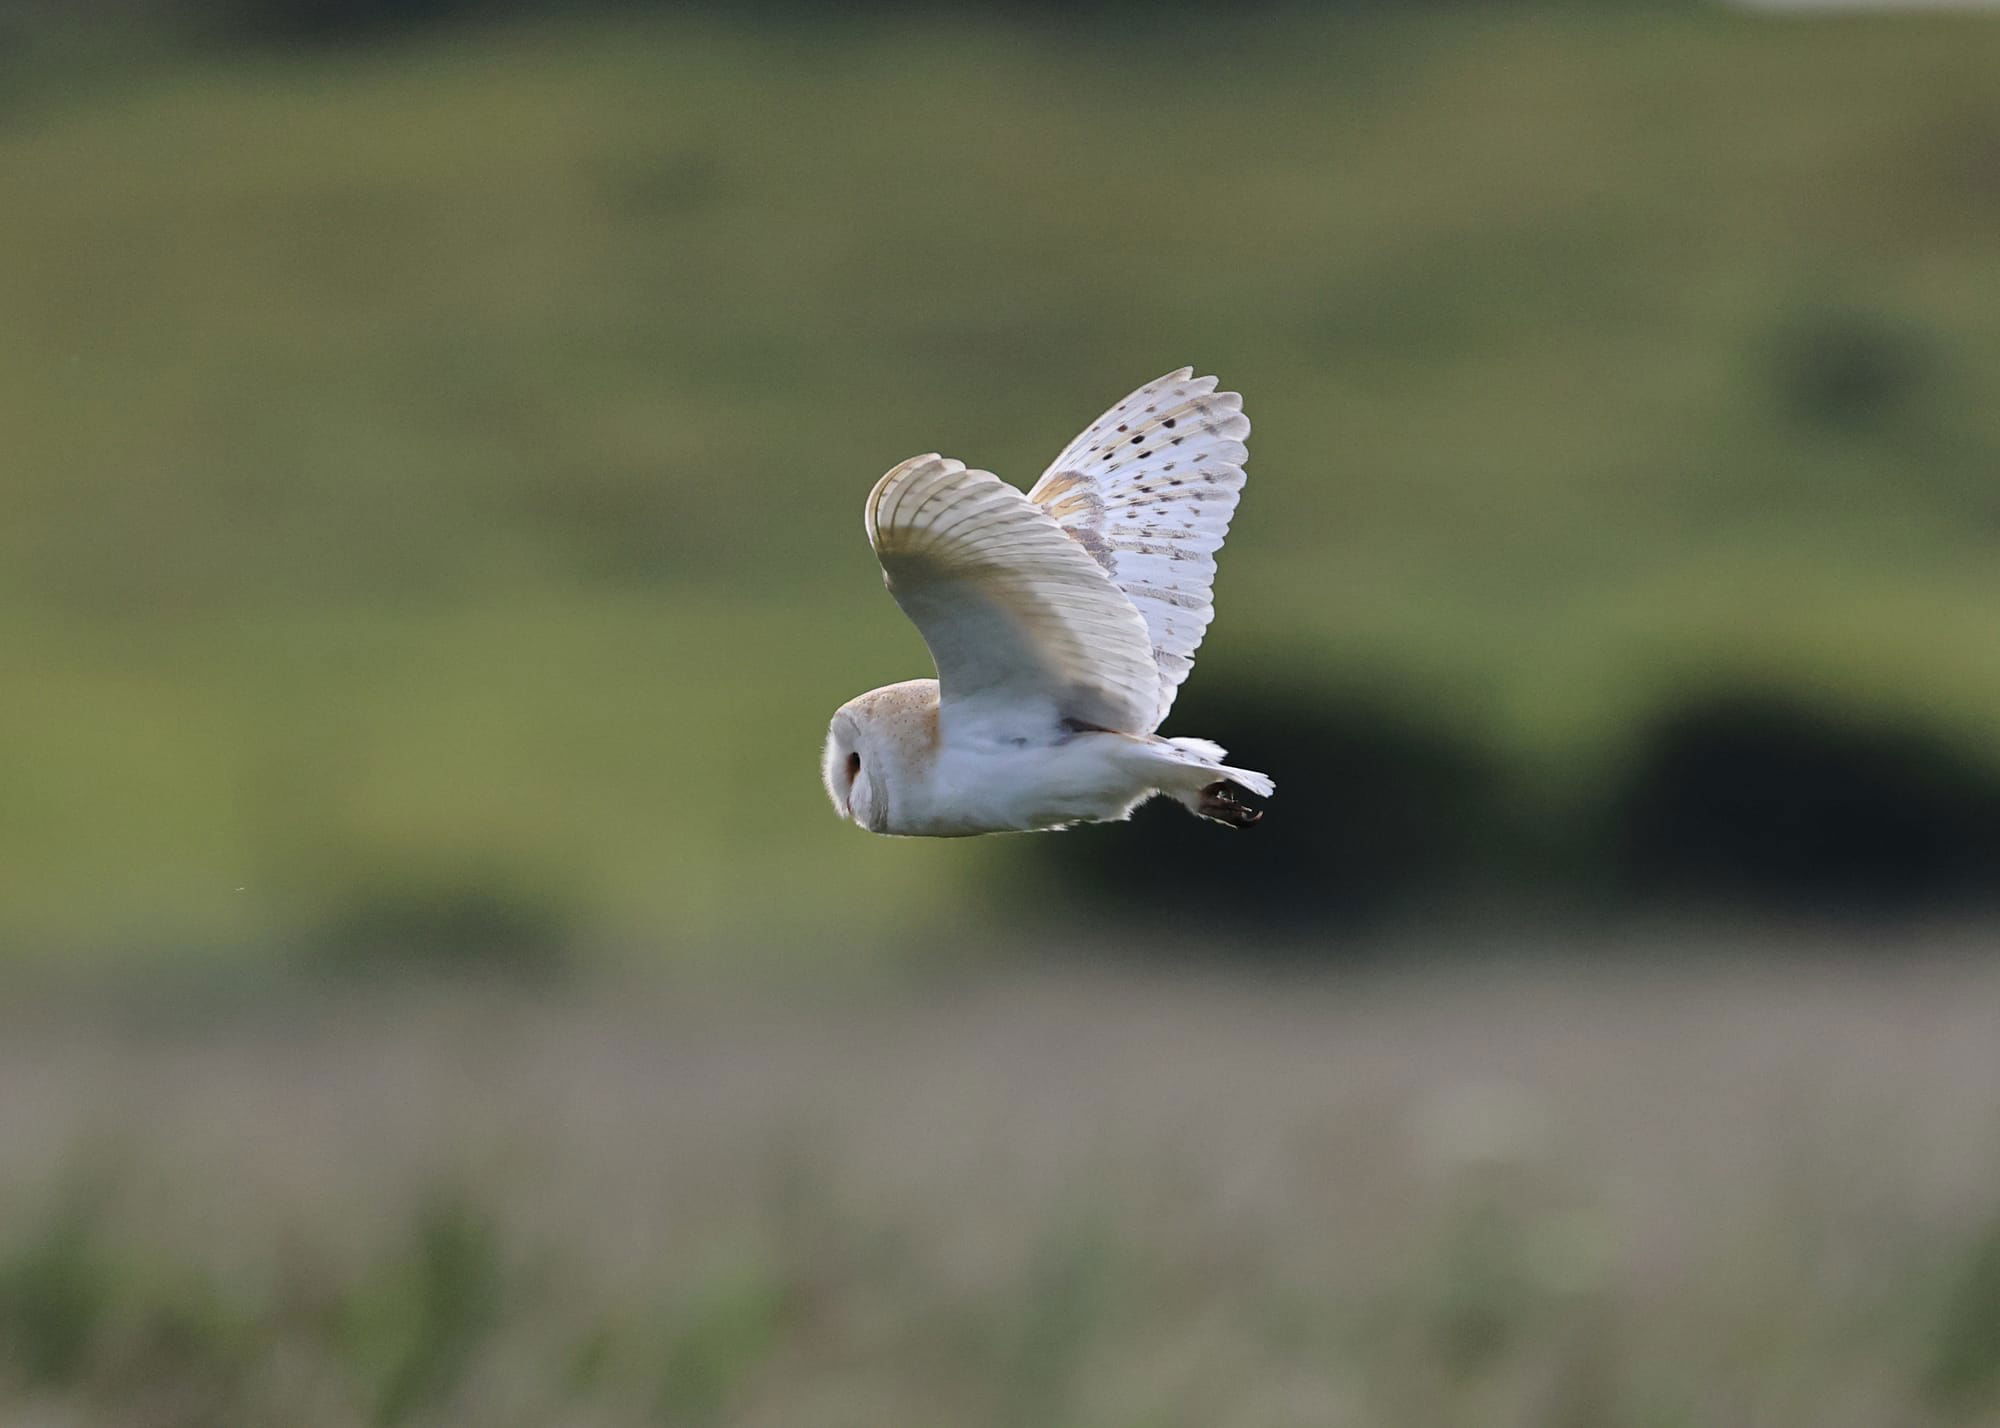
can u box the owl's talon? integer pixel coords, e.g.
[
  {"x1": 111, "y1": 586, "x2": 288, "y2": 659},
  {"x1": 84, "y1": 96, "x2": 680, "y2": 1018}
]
[{"x1": 1198, "y1": 781, "x2": 1264, "y2": 828}]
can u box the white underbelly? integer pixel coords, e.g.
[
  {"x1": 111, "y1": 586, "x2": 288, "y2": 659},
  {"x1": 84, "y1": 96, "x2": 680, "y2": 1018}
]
[{"x1": 906, "y1": 735, "x2": 1152, "y2": 835}]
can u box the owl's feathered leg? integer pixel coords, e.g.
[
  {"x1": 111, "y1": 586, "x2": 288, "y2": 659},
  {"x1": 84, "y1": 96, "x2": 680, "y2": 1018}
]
[{"x1": 1120, "y1": 734, "x2": 1272, "y2": 828}]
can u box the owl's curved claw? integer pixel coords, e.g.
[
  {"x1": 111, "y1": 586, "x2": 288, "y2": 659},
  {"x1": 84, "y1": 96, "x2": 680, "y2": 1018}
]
[{"x1": 1198, "y1": 781, "x2": 1264, "y2": 829}]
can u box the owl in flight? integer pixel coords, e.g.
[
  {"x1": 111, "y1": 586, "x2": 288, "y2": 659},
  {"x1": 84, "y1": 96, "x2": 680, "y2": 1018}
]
[{"x1": 823, "y1": 368, "x2": 1272, "y2": 837}]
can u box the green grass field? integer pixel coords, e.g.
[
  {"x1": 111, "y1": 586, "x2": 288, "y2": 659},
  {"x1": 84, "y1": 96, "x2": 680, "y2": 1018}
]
[
  {"x1": 3, "y1": 950, "x2": 1999, "y2": 1426},
  {"x1": 8, "y1": 8, "x2": 2000, "y2": 959}
]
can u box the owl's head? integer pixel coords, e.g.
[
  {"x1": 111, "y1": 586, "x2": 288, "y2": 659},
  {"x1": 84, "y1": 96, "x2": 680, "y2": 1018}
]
[{"x1": 822, "y1": 679, "x2": 941, "y2": 833}]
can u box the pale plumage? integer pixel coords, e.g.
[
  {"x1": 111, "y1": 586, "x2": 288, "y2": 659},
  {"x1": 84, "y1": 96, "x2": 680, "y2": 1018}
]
[
  {"x1": 1029, "y1": 369, "x2": 1250, "y2": 728},
  {"x1": 823, "y1": 368, "x2": 1271, "y2": 837}
]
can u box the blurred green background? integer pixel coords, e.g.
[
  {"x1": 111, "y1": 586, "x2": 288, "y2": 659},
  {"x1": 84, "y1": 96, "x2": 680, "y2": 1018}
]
[
  {"x1": 10, "y1": 0, "x2": 2000, "y2": 967},
  {"x1": 7, "y1": 3, "x2": 2000, "y2": 1425}
]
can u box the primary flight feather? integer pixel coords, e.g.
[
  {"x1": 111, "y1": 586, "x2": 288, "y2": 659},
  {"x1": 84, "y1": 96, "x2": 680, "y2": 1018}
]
[{"x1": 823, "y1": 368, "x2": 1272, "y2": 836}]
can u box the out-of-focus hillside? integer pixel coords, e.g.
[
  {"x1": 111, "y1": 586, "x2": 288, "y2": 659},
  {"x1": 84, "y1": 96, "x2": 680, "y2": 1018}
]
[{"x1": 7, "y1": 8, "x2": 2000, "y2": 962}]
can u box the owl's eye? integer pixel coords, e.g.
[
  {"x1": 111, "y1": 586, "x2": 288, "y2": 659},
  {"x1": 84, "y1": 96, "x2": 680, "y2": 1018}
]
[{"x1": 846, "y1": 751, "x2": 861, "y2": 782}]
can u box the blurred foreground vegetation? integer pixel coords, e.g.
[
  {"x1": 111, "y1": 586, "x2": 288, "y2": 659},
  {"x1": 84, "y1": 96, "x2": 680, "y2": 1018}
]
[
  {"x1": 3, "y1": 952, "x2": 2000, "y2": 1426},
  {"x1": 6, "y1": 6, "x2": 2000, "y2": 962}
]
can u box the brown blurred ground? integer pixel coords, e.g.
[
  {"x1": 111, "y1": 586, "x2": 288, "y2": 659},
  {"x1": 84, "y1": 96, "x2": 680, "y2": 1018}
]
[{"x1": 4, "y1": 945, "x2": 2000, "y2": 1425}]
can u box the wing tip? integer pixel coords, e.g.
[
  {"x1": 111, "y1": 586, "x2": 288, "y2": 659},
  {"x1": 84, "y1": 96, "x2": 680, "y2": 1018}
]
[{"x1": 866, "y1": 452, "x2": 962, "y2": 544}]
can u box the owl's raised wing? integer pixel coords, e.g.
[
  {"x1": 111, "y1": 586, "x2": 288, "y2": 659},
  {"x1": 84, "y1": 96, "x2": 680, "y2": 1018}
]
[
  {"x1": 1028, "y1": 369, "x2": 1249, "y2": 731},
  {"x1": 867, "y1": 454, "x2": 1159, "y2": 739}
]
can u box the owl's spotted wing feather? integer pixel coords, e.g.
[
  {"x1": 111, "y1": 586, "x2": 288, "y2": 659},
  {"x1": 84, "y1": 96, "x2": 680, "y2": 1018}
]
[
  {"x1": 867, "y1": 454, "x2": 1160, "y2": 739},
  {"x1": 1028, "y1": 368, "x2": 1249, "y2": 731}
]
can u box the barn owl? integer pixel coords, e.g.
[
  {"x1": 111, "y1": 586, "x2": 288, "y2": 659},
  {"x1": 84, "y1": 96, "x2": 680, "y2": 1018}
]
[{"x1": 823, "y1": 368, "x2": 1272, "y2": 837}]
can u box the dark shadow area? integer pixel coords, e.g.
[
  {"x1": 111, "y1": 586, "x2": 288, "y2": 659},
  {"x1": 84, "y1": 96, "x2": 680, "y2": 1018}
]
[
  {"x1": 1604, "y1": 692, "x2": 2000, "y2": 920},
  {"x1": 1021, "y1": 682, "x2": 2000, "y2": 946},
  {"x1": 302, "y1": 869, "x2": 577, "y2": 981},
  {"x1": 193, "y1": 0, "x2": 477, "y2": 45},
  {"x1": 166, "y1": 0, "x2": 1685, "y2": 49},
  {"x1": 1769, "y1": 307, "x2": 1935, "y2": 435},
  {"x1": 1015, "y1": 678, "x2": 1510, "y2": 944}
]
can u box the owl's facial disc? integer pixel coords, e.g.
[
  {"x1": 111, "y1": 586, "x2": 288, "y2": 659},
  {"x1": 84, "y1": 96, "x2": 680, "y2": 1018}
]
[
  {"x1": 822, "y1": 715, "x2": 865, "y2": 825},
  {"x1": 824, "y1": 686, "x2": 927, "y2": 833}
]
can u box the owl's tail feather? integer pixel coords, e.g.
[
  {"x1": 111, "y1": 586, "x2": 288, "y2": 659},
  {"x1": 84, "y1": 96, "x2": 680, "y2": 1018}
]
[{"x1": 1154, "y1": 736, "x2": 1273, "y2": 826}]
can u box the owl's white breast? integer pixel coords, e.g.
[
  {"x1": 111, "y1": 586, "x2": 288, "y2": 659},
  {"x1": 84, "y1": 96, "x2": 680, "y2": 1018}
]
[
  {"x1": 895, "y1": 725, "x2": 1158, "y2": 836},
  {"x1": 834, "y1": 679, "x2": 1178, "y2": 836}
]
